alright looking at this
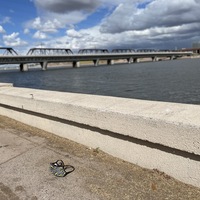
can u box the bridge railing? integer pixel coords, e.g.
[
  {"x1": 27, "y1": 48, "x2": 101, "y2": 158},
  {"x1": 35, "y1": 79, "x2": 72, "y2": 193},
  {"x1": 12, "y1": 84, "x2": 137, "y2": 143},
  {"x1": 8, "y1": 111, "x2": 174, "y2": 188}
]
[
  {"x1": 78, "y1": 49, "x2": 109, "y2": 54},
  {"x1": 111, "y1": 49, "x2": 135, "y2": 53},
  {"x1": 26, "y1": 48, "x2": 73, "y2": 55},
  {"x1": 0, "y1": 47, "x2": 188, "y2": 56}
]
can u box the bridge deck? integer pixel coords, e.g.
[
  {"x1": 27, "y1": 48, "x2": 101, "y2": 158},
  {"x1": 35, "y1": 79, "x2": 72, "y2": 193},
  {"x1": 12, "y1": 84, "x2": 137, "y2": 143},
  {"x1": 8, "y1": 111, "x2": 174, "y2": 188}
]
[{"x1": 0, "y1": 52, "x2": 193, "y2": 65}]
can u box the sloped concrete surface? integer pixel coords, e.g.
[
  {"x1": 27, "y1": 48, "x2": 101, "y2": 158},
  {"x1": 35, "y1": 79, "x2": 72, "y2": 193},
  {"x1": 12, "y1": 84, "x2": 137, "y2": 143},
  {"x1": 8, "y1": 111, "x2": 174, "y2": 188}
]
[
  {"x1": 0, "y1": 86, "x2": 200, "y2": 156},
  {"x1": 1, "y1": 86, "x2": 200, "y2": 187},
  {"x1": 1, "y1": 115, "x2": 200, "y2": 200}
]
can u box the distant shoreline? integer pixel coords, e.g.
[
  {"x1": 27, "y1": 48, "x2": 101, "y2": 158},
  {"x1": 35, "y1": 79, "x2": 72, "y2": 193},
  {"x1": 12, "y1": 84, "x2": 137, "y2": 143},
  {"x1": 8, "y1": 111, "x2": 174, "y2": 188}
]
[{"x1": 0, "y1": 54, "x2": 199, "y2": 72}]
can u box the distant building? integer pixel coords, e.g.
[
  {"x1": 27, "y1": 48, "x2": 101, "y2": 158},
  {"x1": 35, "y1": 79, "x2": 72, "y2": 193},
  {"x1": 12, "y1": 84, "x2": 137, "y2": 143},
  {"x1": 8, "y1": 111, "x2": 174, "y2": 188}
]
[
  {"x1": 180, "y1": 42, "x2": 200, "y2": 54},
  {"x1": 192, "y1": 42, "x2": 200, "y2": 48}
]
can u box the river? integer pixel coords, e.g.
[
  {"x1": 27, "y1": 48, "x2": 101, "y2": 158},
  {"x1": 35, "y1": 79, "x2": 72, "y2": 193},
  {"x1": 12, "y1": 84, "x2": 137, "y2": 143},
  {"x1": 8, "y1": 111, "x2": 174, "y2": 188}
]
[{"x1": 0, "y1": 58, "x2": 200, "y2": 105}]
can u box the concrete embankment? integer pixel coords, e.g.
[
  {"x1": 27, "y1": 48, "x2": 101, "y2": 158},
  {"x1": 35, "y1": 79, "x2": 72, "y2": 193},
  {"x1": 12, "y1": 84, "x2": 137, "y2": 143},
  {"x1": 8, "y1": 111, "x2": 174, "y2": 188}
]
[{"x1": 0, "y1": 83, "x2": 200, "y2": 188}]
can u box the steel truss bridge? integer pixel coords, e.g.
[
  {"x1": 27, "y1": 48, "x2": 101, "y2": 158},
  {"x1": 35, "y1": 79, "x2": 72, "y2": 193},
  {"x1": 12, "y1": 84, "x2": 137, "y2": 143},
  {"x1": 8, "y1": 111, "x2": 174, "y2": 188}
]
[
  {"x1": 0, "y1": 47, "x2": 18, "y2": 56},
  {"x1": 27, "y1": 48, "x2": 73, "y2": 55},
  {"x1": 0, "y1": 47, "x2": 193, "y2": 71}
]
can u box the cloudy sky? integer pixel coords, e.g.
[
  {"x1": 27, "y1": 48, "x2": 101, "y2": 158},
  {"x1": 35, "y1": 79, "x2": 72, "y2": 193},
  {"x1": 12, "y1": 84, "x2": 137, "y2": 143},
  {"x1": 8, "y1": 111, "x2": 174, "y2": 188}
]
[{"x1": 0, "y1": 0, "x2": 200, "y2": 53}]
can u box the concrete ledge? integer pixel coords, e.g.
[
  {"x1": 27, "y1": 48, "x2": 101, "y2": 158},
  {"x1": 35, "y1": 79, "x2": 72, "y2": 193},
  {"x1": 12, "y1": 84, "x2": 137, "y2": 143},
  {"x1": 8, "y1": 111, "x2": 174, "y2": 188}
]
[
  {"x1": 0, "y1": 83, "x2": 13, "y2": 87},
  {"x1": 0, "y1": 85, "x2": 200, "y2": 187}
]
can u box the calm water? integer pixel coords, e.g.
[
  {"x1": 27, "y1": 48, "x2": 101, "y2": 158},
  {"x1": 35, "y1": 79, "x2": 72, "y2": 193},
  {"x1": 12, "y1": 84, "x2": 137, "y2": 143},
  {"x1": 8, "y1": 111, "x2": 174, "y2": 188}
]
[{"x1": 0, "y1": 58, "x2": 200, "y2": 105}]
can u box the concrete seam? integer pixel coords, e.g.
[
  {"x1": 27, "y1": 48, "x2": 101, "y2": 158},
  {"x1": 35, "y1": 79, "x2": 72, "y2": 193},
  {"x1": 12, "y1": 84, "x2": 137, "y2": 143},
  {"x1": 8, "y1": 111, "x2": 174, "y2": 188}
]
[
  {"x1": 1, "y1": 103, "x2": 200, "y2": 162},
  {"x1": 0, "y1": 144, "x2": 41, "y2": 167}
]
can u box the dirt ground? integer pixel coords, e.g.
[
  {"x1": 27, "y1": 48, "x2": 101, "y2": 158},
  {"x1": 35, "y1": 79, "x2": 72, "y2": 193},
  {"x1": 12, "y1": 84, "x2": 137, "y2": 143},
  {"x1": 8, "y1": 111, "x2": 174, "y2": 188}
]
[{"x1": 0, "y1": 115, "x2": 200, "y2": 200}]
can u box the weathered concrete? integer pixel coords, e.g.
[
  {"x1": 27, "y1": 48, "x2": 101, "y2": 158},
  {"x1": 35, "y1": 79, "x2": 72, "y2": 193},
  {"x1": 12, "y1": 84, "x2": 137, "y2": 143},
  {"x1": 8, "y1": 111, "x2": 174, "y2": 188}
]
[
  {"x1": 1, "y1": 115, "x2": 200, "y2": 200},
  {"x1": 41, "y1": 61, "x2": 48, "y2": 70},
  {"x1": 127, "y1": 57, "x2": 133, "y2": 63},
  {"x1": 107, "y1": 59, "x2": 114, "y2": 65},
  {"x1": 0, "y1": 83, "x2": 13, "y2": 87},
  {"x1": 19, "y1": 64, "x2": 29, "y2": 72},
  {"x1": 93, "y1": 59, "x2": 100, "y2": 66},
  {"x1": 152, "y1": 56, "x2": 158, "y2": 62},
  {"x1": 0, "y1": 120, "x2": 102, "y2": 200},
  {"x1": 0, "y1": 85, "x2": 200, "y2": 187},
  {"x1": 72, "y1": 61, "x2": 80, "y2": 68},
  {"x1": 134, "y1": 58, "x2": 140, "y2": 63}
]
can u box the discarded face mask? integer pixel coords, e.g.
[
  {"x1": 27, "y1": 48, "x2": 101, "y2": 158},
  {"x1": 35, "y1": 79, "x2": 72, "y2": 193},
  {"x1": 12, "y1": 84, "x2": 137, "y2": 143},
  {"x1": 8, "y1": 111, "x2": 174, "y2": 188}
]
[{"x1": 50, "y1": 160, "x2": 75, "y2": 177}]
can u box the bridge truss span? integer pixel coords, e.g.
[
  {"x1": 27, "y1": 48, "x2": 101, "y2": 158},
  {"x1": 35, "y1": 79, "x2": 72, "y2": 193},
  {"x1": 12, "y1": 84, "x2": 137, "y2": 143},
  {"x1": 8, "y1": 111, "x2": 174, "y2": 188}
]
[
  {"x1": 0, "y1": 47, "x2": 18, "y2": 56},
  {"x1": 0, "y1": 50, "x2": 193, "y2": 72},
  {"x1": 27, "y1": 48, "x2": 73, "y2": 56}
]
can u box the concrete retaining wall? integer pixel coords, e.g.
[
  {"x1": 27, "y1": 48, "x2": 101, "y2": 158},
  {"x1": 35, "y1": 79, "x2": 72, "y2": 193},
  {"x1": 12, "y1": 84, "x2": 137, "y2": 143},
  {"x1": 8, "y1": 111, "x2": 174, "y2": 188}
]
[{"x1": 0, "y1": 84, "x2": 200, "y2": 187}]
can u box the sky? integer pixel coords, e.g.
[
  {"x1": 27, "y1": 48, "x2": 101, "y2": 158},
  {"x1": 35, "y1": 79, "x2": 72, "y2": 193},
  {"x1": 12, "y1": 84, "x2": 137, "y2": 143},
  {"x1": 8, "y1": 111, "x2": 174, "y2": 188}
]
[{"x1": 0, "y1": 0, "x2": 200, "y2": 54}]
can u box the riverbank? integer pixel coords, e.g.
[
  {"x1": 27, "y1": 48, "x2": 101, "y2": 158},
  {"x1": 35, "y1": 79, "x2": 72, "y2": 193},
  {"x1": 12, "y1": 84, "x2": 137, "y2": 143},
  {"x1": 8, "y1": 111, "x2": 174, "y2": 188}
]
[{"x1": 1, "y1": 115, "x2": 200, "y2": 200}]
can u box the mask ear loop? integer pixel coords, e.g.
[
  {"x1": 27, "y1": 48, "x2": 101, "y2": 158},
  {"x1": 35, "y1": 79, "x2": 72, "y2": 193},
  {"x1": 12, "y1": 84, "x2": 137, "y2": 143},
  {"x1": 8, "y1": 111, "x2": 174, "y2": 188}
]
[
  {"x1": 55, "y1": 160, "x2": 65, "y2": 167},
  {"x1": 63, "y1": 165, "x2": 75, "y2": 175}
]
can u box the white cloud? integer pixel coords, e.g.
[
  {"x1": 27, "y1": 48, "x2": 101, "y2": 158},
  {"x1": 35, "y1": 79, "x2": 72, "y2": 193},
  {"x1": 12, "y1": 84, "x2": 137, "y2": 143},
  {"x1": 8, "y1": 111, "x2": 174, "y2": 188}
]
[
  {"x1": 3, "y1": 32, "x2": 27, "y2": 47},
  {"x1": 33, "y1": 31, "x2": 47, "y2": 39},
  {"x1": 66, "y1": 29, "x2": 84, "y2": 38},
  {"x1": 30, "y1": 0, "x2": 101, "y2": 32},
  {"x1": 1, "y1": 16, "x2": 11, "y2": 24},
  {"x1": 24, "y1": 28, "x2": 30, "y2": 34},
  {"x1": 100, "y1": 0, "x2": 200, "y2": 33},
  {"x1": 23, "y1": 0, "x2": 200, "y2": 50},
  {"x1": 30, "y1": 0, "x2": 124, "y2": 34},
  {"x1": 28, "y1": 17, "x2": 62, "y2": 33},
  {"x1": 3, "y1": 32, "x2": 19, "y2": 41},
  {"x1": 0, "y1": 25, "x2": 6, "y2": 34},
  {"x1": 43, "y1": 19, "x2": 200, "y2": 52},
  {"x1": 25, "y1": 0, "x2": 123, "y2": 40},
  {"x1": 44, "y1": 26, "x2": 117, "y2": 50}
]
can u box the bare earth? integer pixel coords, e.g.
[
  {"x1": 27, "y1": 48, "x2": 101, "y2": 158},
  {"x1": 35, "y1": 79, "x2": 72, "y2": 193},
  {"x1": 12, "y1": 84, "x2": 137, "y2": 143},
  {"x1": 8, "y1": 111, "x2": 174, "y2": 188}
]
[{"x1": 0, "y1": 115, "x2": 200, "y2": 200}]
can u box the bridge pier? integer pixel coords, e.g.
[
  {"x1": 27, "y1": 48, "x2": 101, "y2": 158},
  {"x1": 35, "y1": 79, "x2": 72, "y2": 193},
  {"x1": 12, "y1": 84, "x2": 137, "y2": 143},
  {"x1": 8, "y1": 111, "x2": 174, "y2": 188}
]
[
  {"x1": 40, "y1": 61, "x2": 48, "y2": 71},
  {"x1": 133, "y1": 58, "x2": 140, "y2": 63},
  {"x1": 73, "y1": 61, "x2": 80, "y2": 68},
  {"x1": 19, "y1": 64, "x2": 29, "y2": 72},
  {"x1": 107, "y1": 59, "x2": 114, "y2": 65},
  {"x1": 127, "y1": 57, "x2": 133, "y2": 63},
  {"x1": 93, "y1": 59, "x2": 99, "y2": 66},
  {"x1": 170, "y1": 56, "x2": 175, "y2": 60},
  {"x1": 152, "y1": 56, "x2": 158, "y2": 62}
]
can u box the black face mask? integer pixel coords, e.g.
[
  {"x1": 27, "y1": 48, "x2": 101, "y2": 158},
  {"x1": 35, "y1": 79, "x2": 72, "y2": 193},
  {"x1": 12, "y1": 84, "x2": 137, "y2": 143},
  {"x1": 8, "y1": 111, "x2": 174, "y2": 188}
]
[{"x1": 50, "y1": 160, "x2": 75, "y2": 177}]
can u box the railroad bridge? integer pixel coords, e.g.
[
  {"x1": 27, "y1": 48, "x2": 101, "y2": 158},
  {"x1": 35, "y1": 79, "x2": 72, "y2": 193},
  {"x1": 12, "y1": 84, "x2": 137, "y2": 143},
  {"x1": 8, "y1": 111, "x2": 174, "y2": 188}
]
[
  {"x1": 0, "y1": 47, "x2": 18, "y2": 56},
  {"x1": 27, "y1": 48, "x2": 73, "y2": 55},
  {"x1": 0, "y1": 47, "x2": 193, "y2": 72}
]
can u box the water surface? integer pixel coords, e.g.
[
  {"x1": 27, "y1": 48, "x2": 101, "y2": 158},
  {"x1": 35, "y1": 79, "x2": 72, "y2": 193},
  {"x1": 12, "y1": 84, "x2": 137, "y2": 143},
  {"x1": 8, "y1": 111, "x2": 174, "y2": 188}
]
[{"x1": 0, "y1": 58, "x2": 200, "y2": 105}]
